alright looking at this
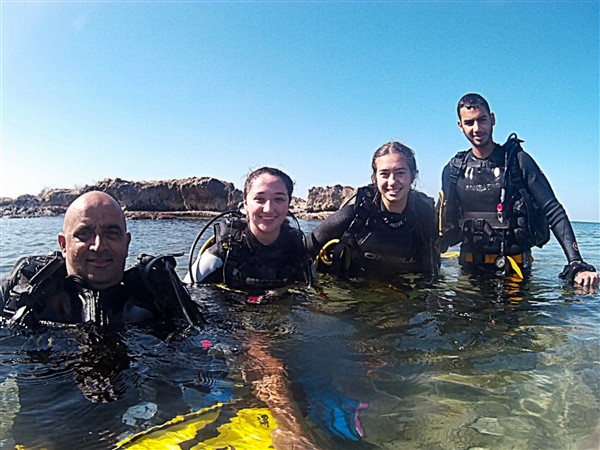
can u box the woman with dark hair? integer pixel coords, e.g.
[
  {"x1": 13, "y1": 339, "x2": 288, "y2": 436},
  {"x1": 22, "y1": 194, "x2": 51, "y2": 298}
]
[
  {"x1": 184, "y1": 168, "x2": 321, "y2": 449},
  {"x1": 185, "y1": 167, "x2": 312, "y2": 296},
  {"x1": 307, "y1": 141, "x2": 439, "y2": 281}
]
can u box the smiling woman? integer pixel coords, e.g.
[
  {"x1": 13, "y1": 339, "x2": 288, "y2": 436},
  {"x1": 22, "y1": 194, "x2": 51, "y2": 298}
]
[
  {"x1": 184, "y1": 167, "x2": 313, "y2": 294},
  {"x1": 242, "y1": 167, "x2": 294, "y2": 246},
  {"x1": 306, "y1": 141, "x2": 440, "y2": 283}
]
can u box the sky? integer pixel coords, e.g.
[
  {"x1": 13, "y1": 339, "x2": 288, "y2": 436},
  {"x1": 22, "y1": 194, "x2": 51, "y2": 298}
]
[{"x1": 1, "y1": 1, "x2": 598, "y2": 222}]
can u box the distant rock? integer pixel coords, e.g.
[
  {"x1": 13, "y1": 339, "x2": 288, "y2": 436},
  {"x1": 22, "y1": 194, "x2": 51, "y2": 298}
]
[
  {"x1": 0, "y1": 178, "x2": 356, "y2": 220},
  {"x1": 87, "y1": 177, "x2": 242, "y2": 212},
  {"x1": 0, "y1": 177, "x2": 241, "y2": 218},
  {"x1": 305, "y1": 184, "x2": 356, "y2": 213},
  {"x1": 290, "y1": 196, "x2": 307, "y2": 214}
]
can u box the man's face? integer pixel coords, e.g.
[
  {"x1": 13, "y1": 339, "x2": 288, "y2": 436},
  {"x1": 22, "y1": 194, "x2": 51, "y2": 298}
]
[
  {"x1": 58, "y1": 195, "x2": 131, "y2": 290},
  {"x1": 458, "y1": 106, "x2": 495, "y2": 150}
]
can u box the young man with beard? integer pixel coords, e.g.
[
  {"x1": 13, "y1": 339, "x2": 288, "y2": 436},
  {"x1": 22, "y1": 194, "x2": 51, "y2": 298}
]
[{"x1": 438, "y1": 93, "x2": 597, "y2": 288}]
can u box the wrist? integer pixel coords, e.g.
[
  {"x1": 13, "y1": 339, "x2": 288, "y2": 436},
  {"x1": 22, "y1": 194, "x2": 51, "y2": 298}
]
[{"x1": 559, "y1": 260, "x2": 596, "y2": 283}]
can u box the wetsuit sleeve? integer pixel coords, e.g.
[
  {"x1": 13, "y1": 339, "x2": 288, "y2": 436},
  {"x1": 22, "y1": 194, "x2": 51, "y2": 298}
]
[
  {"x1": 518, "y1": 151, "x2": 583, "y2": 263},
  {"x1": 306, "y1": 205, "x2": 356, "y2": 258},
  {"x1": 183, "y1": 246, "x2": 224, "y2": 284}
]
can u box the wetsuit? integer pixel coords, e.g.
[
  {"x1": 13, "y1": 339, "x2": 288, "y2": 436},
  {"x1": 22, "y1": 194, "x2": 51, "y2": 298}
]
[
  {"x1": 439, "y1": 142, "x2": 595, "y2": 278},
  {"x1": 186, "y1": 218, "x2": 312, "y2": 291},
  {"x1": 307, "y1": 186, "x2": 439, "y2": 280},
  {"x1": 0, "y1": 252, "x2": 199, "y2": 328}
]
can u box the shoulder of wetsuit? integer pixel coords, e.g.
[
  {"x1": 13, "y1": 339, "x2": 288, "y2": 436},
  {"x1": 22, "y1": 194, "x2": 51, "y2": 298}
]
[
  {"x1": 410, "y1": 190, "x2": 436, "y2": 231},
  {"x1": 408, "y1": 190, "x2": 437, "y2": 242},
  {"x1": 410, "y1": 190, "x2": 435, "y2": 213},
  {"x1": 1, "y1": 251, "x2": 67, "y2": 327},
  {"x1": 280, "y1": 219, "x2": 303, "y2": 237},
  {"x1": 278, "y1": 220, "x2": 309, "y2": 254}
]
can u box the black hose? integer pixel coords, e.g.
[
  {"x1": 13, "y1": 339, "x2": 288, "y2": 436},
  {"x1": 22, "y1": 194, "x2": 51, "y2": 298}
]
[{"x1": 187, "y1": 210, "x2": 240, "y2": 284}]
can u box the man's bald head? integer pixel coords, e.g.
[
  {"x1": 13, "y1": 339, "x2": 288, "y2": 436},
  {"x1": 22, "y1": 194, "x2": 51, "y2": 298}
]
[{"x1": 58, "y1": 191, "x2": 131, "y2": 290}]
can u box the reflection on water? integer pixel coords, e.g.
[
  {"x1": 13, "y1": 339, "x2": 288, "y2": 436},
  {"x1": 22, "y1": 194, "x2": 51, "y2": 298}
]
[{"x1": 0, "y1": 218, "x2": 598, "y2": 449}]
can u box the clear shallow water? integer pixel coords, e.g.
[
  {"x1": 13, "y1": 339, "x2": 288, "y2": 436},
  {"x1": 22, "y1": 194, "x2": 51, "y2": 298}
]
[{"x1": 0, "y1": 217, "x2": 598, "y2": 449}]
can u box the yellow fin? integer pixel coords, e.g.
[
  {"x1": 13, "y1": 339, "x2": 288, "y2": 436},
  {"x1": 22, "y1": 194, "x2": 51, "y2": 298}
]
[
  {"x1": 441, "y1": 252, "x2": 459, "y2": 259},
  {"x1": 507, "y1": 256, "x2": 524, "y2": 279}
]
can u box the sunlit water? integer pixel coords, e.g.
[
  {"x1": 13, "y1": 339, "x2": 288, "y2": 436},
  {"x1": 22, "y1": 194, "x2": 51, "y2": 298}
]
[{"x1": 0, "y1": 217, "x2": 598, "y2": 449}]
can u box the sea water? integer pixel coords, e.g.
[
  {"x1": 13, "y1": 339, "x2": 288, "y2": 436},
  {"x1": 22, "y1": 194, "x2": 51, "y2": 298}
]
[{"x1": 0, "y1": 216, "x2": 598, "y2": 449}]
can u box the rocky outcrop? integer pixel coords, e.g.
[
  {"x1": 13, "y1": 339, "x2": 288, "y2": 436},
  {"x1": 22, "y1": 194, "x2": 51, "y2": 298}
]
[
  {"x1": 1, "y1": 177, "x2": 242, "y2": 218},
  {"x1": 0, "y1": 194, "x2": 67, "y2": 217},
  {"x1": 1, "y1": 179, "x2": 355, "y2": 219},
  {"x1": 85, "y1": 177, "x2": 242, "y2": 212},
  {"x1": 305, "y1": 184, "x2": 356, "y2": 212}
]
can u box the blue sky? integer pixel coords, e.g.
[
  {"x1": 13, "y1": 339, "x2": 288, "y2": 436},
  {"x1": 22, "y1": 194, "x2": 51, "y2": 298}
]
[{"x1": 1, "y1": 1, "x2": 598, "y2": 222}]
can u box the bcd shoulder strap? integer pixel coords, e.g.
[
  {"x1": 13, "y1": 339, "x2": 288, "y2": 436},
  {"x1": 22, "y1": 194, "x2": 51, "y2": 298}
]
[
  {"x1": 129, "y1": 253, "x2": 203, "y2": 326},
  {"x1": 502, "y1": 133, "x2": 550, "y2": 248},
  {"x1": 3, "y1": 251, "x2": 66, "y2": 327},
  {"x1": 449, "y1": 150, "x2": 469, "y2": 187},
  {"x1": 437, "y1": 150, "x2": 469, "y2": 244},
  {"x1": 443, "y1": 149, "x2": 469, "y2": 216}
]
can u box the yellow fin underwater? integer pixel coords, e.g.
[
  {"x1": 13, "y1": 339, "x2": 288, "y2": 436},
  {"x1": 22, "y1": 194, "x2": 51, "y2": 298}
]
[{"x1": 117, "y1": 402, "x2": 277, "y2": 450}]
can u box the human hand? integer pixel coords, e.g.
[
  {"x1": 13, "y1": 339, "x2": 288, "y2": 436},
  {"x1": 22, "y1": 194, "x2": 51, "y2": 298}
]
[{"x1": 574, "y1": 270, "x2": 599, "y2": 290}]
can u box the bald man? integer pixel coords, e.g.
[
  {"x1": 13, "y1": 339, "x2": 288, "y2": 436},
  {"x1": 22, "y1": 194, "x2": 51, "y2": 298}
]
[
  {"x1": 59, "y1": 191, "x2": 132, "y2": 291},
  {"x1": 1, "y1": 191, "x2": 200, "y2": 328}
]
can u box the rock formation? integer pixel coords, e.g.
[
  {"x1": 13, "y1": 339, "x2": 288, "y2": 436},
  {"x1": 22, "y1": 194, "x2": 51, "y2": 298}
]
[
  {"x1": 1, "y1": 177, "x2": 241, "y2": 218},
  {"x1": 1, "y1": 178, "x2": 355, "y2": 219},
  {"x1": 305, "y1": 184, "x2": 357, "y2": 212}
]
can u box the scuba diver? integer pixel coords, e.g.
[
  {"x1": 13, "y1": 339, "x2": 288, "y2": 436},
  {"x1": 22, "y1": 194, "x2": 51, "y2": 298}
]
[
  {"x1": 184, "y1": 167, "x2": 323, "y2": 449},
  {"x1": 184, "y1": 166, "x2": 313, "y2": 299},
  {"x1": 438, "y1": 93, "x2": 597, "y2": 287},
  {"x1": 0, "y1": 191, "x2": 201, "y2": 329},
  {"x1": 306, "y1": 141, "x2": 440, "y2": 282}
]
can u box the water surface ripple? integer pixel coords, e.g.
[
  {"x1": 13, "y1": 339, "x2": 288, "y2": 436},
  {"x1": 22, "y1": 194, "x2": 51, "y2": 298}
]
[{"x1": 0, "y1": 217, "x2": 598, "y2": 449}]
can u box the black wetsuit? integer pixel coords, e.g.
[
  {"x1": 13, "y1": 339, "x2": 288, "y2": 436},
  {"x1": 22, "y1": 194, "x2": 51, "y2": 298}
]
[
  {"x1": 188, "y1": 218, "x2": 313, "y2": 291},
  {"x1": 439, "y1": 143, "x2": 587, "y2": 272},
  {"x1": 0, "y1": 253, "x2": 199, "y2": 328},
  {"x1": 307, "y1": 187, "x2": 439, "y2": 280}
]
